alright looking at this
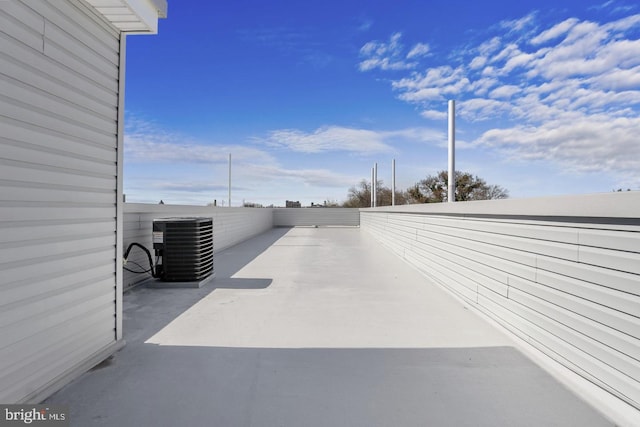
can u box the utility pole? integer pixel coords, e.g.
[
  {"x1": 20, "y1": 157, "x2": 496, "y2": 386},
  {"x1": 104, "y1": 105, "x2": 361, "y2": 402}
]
[
  {"x1": 373, "y1": 162, "x2": 378, "y2": 207},
  {"x1": 370, "y1": 167, "x2": 374, "y2": 207},
  {"x1": 448, "y1": 100, "x2": 456, "y2": 203},
  {"x1": 392, "y1": 159, "x2": 396, "y2": 206}
]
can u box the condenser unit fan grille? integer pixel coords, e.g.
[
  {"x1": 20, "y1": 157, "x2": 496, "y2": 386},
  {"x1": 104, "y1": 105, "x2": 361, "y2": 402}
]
[{"x1": 153, "y1": 217, "x2": 213, "y2": 282}]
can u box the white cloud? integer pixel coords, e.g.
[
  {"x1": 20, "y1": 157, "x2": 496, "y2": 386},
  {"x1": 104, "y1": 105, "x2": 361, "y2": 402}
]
[
  {"x1": 530, "y1": 17, "x2": 579, "y2": 45},
  {"x1": 123, "y1": 115, "x2": 451, "y2": 205},
  {"x1": 257, "y1": 125, "x2": 444, "y2": 153},
  {"x1": 367, "y1": 11, "x2": 640, "y2": 185},
  {"x1": 392, "y1": 66, "x2": 469, "y2": 102},
  {"x1": 603, "y1": 13, "x2": 640, "y2": 31},
  {"x1": 123, "y1": 119, "x2": 374, "y2": 205},
  {"x1": 359, "y1": 33, "x2": 432, "y2": 71},
  {"x1": 359, "y1": 32, "x2": 417, "y2": 71},
  {"x1": 479, "y1": 37, "x2": 503, "y2": 56},
  {"x1": 407, "y1": 42, "x2": 430, "y2": 59},
  {"x1": 477, "y1": 114, "x2": 640, "y2": 174},
  {"x1": 259, "y1": 126, "x2": 393, "y2": 154},
  {"x1": 419, "y1": 108, "x2": 447, "y2": 120},
  {"x1": 151, "y1": 182, "x2": 237, "y2": 193},
  {"x1": 384, "y1": 127, "x2": 445, "y2": 144},
  {"x1": 125, "y1": 132, "x2": 275, "y2": 166},
  {"x1": 469, "y1": 77, "x2": 499, "y2": 96},
  {"x1": 491, "y1": 43, "x2": 520, "y2": 64},
  {"x1": 488, "y1": 85, "x2": 520, "y2": 99},
  {"x1": 500, "y1": 12, "x2": 537, "y2": 33},
  {"x1": 469, "y1": 56, "x2": 487, "y2": 70},
  {"x1": 459, "y1": 98, "x2": 510, "y2": 120},
  {"x1": 246, "y1": 165, "x2": 358, "y2": 188},
  {"x1": 503, "y1": 51, "x2": 535, "y2": 72},
  {"x1": 589, "y1": 65, "x2": 640, "y2": 90}
]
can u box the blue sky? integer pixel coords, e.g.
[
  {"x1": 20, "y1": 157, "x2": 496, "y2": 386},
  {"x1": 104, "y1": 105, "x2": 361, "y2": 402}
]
[{"x1": 123, "y1": 0, "x2": 640, "y2": 206}]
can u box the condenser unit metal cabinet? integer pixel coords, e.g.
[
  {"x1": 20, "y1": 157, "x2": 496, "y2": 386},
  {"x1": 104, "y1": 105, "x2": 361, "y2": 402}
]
[{"x1": 152, "y1": 217, "x2": 214, "y2": 282}]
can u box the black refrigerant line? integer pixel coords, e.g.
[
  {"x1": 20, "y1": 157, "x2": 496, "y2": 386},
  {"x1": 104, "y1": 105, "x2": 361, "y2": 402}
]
[{"x1": 123, "y1": 242, "x2": 160, "y2": 278}]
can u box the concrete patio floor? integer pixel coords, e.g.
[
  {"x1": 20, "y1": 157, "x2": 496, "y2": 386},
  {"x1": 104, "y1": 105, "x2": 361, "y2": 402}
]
[{"x1": 46, "y1": 227, "x2": 614, "y2": 426}]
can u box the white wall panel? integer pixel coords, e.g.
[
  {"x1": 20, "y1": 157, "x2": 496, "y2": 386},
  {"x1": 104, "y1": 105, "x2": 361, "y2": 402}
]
[
  {"x1": 273, "y1": 208, "x2": 360, "y2": 227},
  {"x1": 360, "y1": 193, "x2": 640, "y2": 411},
  {"x1": 0, "y1": 0, "x2": 121, "y2": 404}
]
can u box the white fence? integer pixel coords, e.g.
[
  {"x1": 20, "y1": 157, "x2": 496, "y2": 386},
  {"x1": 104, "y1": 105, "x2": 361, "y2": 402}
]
[
  {"x1": 273, "y1": 208, "x2": 360, "y2": 227},
  {"x1": 360, "y1": 192, "x2": 640, "y2": 412}
]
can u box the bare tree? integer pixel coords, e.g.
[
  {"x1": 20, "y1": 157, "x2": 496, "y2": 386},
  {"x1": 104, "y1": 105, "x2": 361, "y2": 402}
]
[
  {"x1": 343, "y1": 180, "x2": 409, "y2": 207},
  {"x1": 408, "y1": 170, "x2": 508, "y2": 203}
]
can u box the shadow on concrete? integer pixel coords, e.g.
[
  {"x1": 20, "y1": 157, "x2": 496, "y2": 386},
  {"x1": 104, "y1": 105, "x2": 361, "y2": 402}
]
[
  {"x1": 121, "y1": 227, "x2": 290, "y2": 344},
  {"x1": 213, "y1": 227, "x2": 293, "y2": 279},
  {"x1": 48, "y1": 345, "x2": 614, "y2": 427},
  {"x1": 209, "y1": 277, "x2": 272, "y2": 289}
]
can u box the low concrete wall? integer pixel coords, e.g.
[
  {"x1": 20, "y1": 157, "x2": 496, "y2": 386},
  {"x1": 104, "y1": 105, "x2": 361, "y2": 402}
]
[
  {"x1": 123, "y1": 204, "x2": 273, "y2": 289},
  {"x1": 273, "y1": 208, "x2": 360, "y2": 227},
  {"x1": 360, "y1": 192, "x2": 640, "y2": 411}
]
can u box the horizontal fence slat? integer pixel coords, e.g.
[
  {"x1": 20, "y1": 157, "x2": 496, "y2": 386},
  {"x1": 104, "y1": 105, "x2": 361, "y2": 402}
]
[{"x1": 360, "y1": 200, "x2": 640, "y2": 412}]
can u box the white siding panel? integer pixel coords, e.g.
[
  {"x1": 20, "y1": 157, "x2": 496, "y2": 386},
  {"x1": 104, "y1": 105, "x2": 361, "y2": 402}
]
[
  {"x1": 0, "y1": 184, "x2": 114, "y2": 204},
  {"x1": 579, "y1": 246, "x2": 640, "y2": 275},
  {"x1": 0, "y1": 0, "x2": 120, "y2": 403},
  {"x1": 536, "y1": 269, "x2": 640, "y2": 316},
  {"x1": 1, "y1": 53, "x2": 116, "y2": 118},
  {"x1": 0, "y1": 3, "x2": 44, "y2": 52},
  {"x1": 0, "y1": 160, "x2": 115, "y2": 191},
  {"x1": 361, "y1": 202, "x2": 640, "y2": 411},
  {"x1": 43, "y1": 40, "x2": 117, "y2": 92},
  {"x1": 1, "y1": 1, "x2": 46, "y2": 36},
  {"x1": 1, "y1": 248, "x2": 114, "y2": 287},
  {"x1": 1, "y1": 117, "x2": 115, "y2": 159},
  {"x1": 1, "y1": 141, "x2": 115, "y2": 175},
  {"x1": 0, "y1": 94, "x2": 115, "y2": 144},
  {"x1": 579, "y1": 229, "x2": 640, "y2": 253},
  {"x1": 23, "y1": 0, "x2": 120, "y2": 51},
  {"x1": 0, "y1": 33, "x2": 118, "y2": 106},
  {"x1": 1, "y1": 76, "x2": 116, "y2": 133},
  {"x1": 477, "y1": 292, "x2": 640, "y2": 406},
  {"x1": 1, "y1": 311, "x2": 115, "y2": 403},
  {"x1": 537, "y1": 256, "x2": 639, "y2": 296},
  {"x1": 44, "y1": 22, "x2": 118, "y2": 76},
  {"x1": 0, "y1": 234, "x2": 114, "y2": 265}
]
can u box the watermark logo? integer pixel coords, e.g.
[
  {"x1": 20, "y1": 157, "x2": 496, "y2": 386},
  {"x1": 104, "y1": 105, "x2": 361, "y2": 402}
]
[{"x1": 0, "y1": 406, "x2": 68, "y2": 426}]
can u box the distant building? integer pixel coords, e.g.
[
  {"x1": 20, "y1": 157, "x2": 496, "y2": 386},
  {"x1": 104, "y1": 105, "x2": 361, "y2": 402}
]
[{"x1": 286, "y1": 200, "x2": 301, "y2": 208}]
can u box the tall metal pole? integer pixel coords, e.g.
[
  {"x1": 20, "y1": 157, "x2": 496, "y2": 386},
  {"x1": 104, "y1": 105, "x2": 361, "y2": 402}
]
[
  {"x1": 373, "y1": 162, "x2": 378, "y2": 207},
  {"x1": 392, "y1": 159, "x2": 396, "y2": 206},
  {"x1": 228, "y1": 153, "x2": 232, "y2": 207},
  {"x1": 448, "y1": 100, "x2": 456, "y2": 203},
  {"x1": 370, "y1": 167, "x2": 374, "y2": 207}
]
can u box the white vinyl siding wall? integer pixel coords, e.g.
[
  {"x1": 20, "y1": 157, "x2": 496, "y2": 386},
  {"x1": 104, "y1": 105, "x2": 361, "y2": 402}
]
[
  {"x1": 360, "y1": 193, "x2": 640, "y2": 411},
  {"x1": 0, "y1": 0, "x2": 121, "y2": 403}
]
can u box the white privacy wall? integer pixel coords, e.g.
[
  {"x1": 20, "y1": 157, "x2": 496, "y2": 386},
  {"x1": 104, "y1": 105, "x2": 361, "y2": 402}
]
[
  {"x1": 123, "y1": 204, "x2": 273, "y2": 288},
  {"x1": 361, "y1": 192, "x2": 640, "y2": 411},
  {"x1": 0, "y1": 0, "x2": 123, "y2": 403},
  {"x1": 273, "y1": 208, "x2": 360, "y2": 227}
]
